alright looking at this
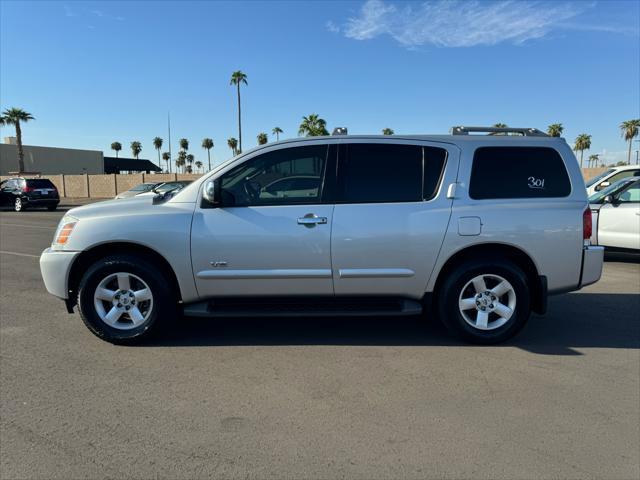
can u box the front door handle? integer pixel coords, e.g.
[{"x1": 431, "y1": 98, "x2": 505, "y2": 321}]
[{"x1": 297, "y1": 213, "x2": 327, "y2": 227}]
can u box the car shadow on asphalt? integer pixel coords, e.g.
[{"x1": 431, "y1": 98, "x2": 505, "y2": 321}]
[{"x1": 141, "y1": 293, "x2": 640, "y2": 355}]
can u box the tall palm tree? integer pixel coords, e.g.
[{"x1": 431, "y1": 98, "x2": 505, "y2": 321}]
[
  {"x1": 161, "y1": 152, "x2": 171, "y2": 173},
  {"x1": 298, "y1": 114, "x2": 329, "y2": 136},
  {"x1": 257, "y1": 132, "x2": 268, "y2": 145},
  {"x1": 2, "y1": 107, "x2": 35, "y2": 173},
  {"x1": 195, "y1": 160, "x2": 203, "y2": 172},
  {"x1": 574, "y1": 134, "x2": 592, "y2": 167},
  {"x1": 620, "y1": 119, "x2": 640, "y2": 165},
  {"x1": 179, "y1": 138, "x2": 189, "y2": 152},
  {"x1": 588, "y1": 154, "x2": 599, "y2": 168},
  {"x1": 185, "y1": 164, "x2": 193, "y2": 174},
  {"x1": 130, "y1": 141, "x2": 142, "y2": 159},
  {"x1": 493, "y1": 123, "x2": 507, "y2": 128},
  {"x1": 111, "y1": 141, "x2": 122, "y2": 158},
  {"x1": 201, "y1": 138, "x2": 214, "y2": 171},
  {"x1": 230, "y1": 70, "x2": 248, "y2": 152},
  {"x1": 547, "y1": 123, "x2": 564, "y2": 137},
  {"x1": 186, "y1": 154, "x2": 194, "y2": 171},
  {"x1": 152, "y1": 137, "x2": 163, "y2": 169},
  {"x1": 382, "y1": 128, "x2": 394, "y2": 135},
  {"x1": 272, "y1": 127, "x2": 283, "y2": 141},
  {"x1": 227, "y1": 137, "x2": 238, "y2": 156}
]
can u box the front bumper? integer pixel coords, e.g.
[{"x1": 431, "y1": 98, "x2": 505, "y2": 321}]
[
  {"x1": 39, "y1": 248, "x2": 81, "y2": 299},
  {"x1": 579, "y1": 245, "x2": 604, "y2": 288}
]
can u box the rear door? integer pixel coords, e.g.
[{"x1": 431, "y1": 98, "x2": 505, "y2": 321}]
[
  {"x1": 598, "y1": 180, "x2": 640, "y2": 249},
  {"x1": 330, "y1": 141, "x2": 457, "y2": 298}
]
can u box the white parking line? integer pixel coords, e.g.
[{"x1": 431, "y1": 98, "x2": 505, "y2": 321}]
[
  {"x1": 0, "y1": 250, "x2": 40, "y2": 258},
  {"x1": 0, "y1": 223, "x2": 55, "y2": 230}
]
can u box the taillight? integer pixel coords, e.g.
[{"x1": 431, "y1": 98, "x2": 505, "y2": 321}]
[
  {"x1": 583, "y1": 207, "x2": 592, "y2": 240},
  {"x1": 22, "y1": 186, "x2": 34, "y2": 193}
]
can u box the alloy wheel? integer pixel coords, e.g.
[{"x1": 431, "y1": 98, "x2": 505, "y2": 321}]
[
  {"x1": 458, "y1": 273, "x2": 516, "y2": 331},
  {"x1": 93, "y1": 272, "x2": 154, "y2": 330}
]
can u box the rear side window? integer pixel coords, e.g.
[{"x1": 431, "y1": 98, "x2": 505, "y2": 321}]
[
  {"x1": 27, "y1": 179, "x2": 55, "y2": 188},
  {"x1": 337, "y1": 144, "x2": 447, "y2": 203},
  {"x1": 469, "y1": 147, "x2": 571, "y2": 199}
]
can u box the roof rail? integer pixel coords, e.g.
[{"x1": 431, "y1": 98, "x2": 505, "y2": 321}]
[{"x1": 450, "y1": 126, "x2": 548, "y2": 137}]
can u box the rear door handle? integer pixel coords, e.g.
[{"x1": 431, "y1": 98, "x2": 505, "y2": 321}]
[{"x1": 297, "y1": 213, "x2": 327, "y2": 227}]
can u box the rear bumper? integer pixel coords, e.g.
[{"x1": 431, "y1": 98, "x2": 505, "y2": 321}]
[
  {"x1": 24, "y1": 197, "x2": 59, "y2": 206},
  {"x1": 39, "y1": 248, "x2": 80, "y2": 299},
  {"x1": 579, "y1": 245, "x2": 604, "y2": 288}
]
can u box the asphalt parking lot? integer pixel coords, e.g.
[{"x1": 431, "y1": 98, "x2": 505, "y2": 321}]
[{"x1": 1, "y1": 208, "x2": 639, "y2": 480}]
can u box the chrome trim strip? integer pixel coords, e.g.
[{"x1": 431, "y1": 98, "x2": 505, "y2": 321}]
[
  {"x1": 197, "y1": 269, "x2": 332, "y2": 279},
  {"x1": 338, "y1": 268, "x2": 415, "y2": 279}
]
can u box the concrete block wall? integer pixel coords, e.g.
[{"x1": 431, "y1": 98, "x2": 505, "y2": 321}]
[
  {"x1": 115, "y1": 174, "x2": 144, "y2": 194},
  {"x1": 88, "y1": 175, "x2": 117, "y2": 198}
]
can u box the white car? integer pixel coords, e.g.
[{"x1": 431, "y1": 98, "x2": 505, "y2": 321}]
[
  {"x1": 39, "y1": 126, "x2": 603, "y2": 345},
  {"x1": 585, "y1": 165, "x2": 640, "y2": 196},
  {"x1": 589, "y1": 177, "x2": 640, "y2": 251}
]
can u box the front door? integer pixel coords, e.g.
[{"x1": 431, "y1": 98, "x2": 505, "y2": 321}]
[
  {"x1": 598, "y1": 181, "x2": 640, "y2": 250},
  {"x1": 331, "y1": 141, "x2": 458, "y2": 299},
  {"x1": 191, "y1": 144, "x2": 335, "y2": 298}
]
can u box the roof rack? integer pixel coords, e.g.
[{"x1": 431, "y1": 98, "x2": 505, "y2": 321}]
[{"x1": 450, "y1": 126, "x2": 548, "y2": 137}]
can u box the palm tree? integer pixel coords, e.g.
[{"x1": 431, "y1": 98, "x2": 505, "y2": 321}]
[
  {"x1": 201, "y1": 138, "x2": 214, "y2": 171},
  {"x1": 547, "y1": 123, "x2": 564, "y2": 137},
  {"x1": 185, "y1": 164, "x2": 193, "y2": 174},
  {"x1": 574, "y1": 134, "x2": 592, "y2": 167},
  {"x1": 176, "y1": 150, "x2": 186, "y2": 173},
  {"x1": 2, "y1": 107, "x2": 35, "y2": 173},
  {"x1": 272, "y1": 127, "x2": 283, "y2": 141},
  {"x1": 298, "y1": 114, "x2": 329, "y2": 136},
  {"x1": 620, "y1": 119, "x2": 640, "y2": 165},
  {"x1": 588, "y1": 154, "x2": 599, "y2": 168},
  {"x1": 195, "y1": 160, "x2": 203, "y2": 172},
  {"x1": 179, "y1": 138, "x2": 189, "y2": 152},
  {"x1": 186, "y1": 154, "x2": 194, "y2": 172},
  {"x1": 111, "y1": 141, "x2": 122, "y2": 158},
  {"x1": 227, "y1": 137, "x2": 238, "y2": 156},
  {"x1": 161, "y1": 152, "x2": 171, "y2": 172},
  {"x1": 152, "y1": 137, "x2": 163, "y2": 169},
  {"x1": 382, "y1": 128, "x2": 394, "y2": 135},
  {"x1": 230, "y1": 70, "x2": 248, "y2": 152},
  {"x1": 257, "y1": 132, "x2": 268, "y2": 145},
  {"x1": 130, "y1": 141, "x2": 142, "y2": 159},
  {"x1": 493, "y1": 123, "x2": 507, "y2": 128}
]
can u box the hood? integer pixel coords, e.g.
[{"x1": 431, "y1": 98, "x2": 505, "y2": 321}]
[{"x1": 67, "y1": 195, "x2": 154, "y2": 219}]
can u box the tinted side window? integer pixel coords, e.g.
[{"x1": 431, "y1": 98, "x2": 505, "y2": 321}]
[
  {"x1": 220, "y1": 145, "x2": 328, "y2": 206},
  {"x1": 469, "y1": 147, "x2": 571, "y2": 199},
  {"x1": 337, "y1": 144, "x2": 446, "y2": 203}
]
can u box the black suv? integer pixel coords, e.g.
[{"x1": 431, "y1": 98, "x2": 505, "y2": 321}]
[{"x1": 0, "y1": 177, "x2": 60, "y2": 212}]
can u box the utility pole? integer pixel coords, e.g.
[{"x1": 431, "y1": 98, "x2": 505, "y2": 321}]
[{"x1": 167, "y1": 111, "x2": 172, "y2": 173}]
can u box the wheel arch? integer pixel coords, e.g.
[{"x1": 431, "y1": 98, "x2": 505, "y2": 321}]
[
  {"x1": 67, "y1": 241, "x2": 182, "y2": 309},
  {"x1": 431, "y1": 242, "x2": 547, "y2": 314}
]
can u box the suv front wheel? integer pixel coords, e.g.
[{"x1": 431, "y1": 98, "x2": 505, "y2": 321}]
[
  {"x1": 438, "y1": 259, "x2": 531, "y2": 344},
  {"x1": 77, "y1": 254, "x2": 176, "y2": 344}
]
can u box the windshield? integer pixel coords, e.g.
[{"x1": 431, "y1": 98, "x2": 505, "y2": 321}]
[
  {"x1": 585, "y1": 169, "x2": 614, "y2": 188},
  {"x1": 588, "y1": 178, "x2": 634, "y2": 203},
  {"x1": 155, "y1": 181, "x2": 190, "y2": 193},
  {"x1": 130, "y1": 183, "x2": 156, "y2": 192}
]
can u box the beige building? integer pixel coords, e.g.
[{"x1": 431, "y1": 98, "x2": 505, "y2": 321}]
[{"x1": 0, "y1": 138, "x2": 103, "y2": 175}]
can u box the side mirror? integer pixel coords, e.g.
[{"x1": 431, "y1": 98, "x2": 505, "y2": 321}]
[
  {"x1": 203, "y1": 180, "x2": 219, "y2": 205},
  {"x1": 596, "y1": 181, "x2": 610, "y2": 191},
  {"x1": 603, "y1": 195, "x2": 613, "y2": 204}
]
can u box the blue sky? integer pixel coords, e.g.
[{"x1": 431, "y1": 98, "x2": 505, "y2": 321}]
[{"x1": 1, "y1": 0, "x2": 639, "y2": 167}]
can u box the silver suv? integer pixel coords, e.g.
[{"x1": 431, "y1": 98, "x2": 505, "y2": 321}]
[{"x1": 40, "y1": 126, "x2": 604, "y2": 344}]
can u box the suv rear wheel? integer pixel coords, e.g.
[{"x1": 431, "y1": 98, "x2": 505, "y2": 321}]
[
  {"x1": 14, "y1": 197, "x2": 24, "y2": 212},
  {"x1": 438, "y1": 259, "x2": 530, "y2": 344},
  {"x1": 77, "y1": 254, "x2": 176, "y2": 344}
]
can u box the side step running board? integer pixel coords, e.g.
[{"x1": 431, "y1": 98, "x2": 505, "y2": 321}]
[{"x1": 183, "y1": 297, "x2": 423, "y2": 318}]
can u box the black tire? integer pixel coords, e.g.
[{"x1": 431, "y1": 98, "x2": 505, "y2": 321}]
[
  {"x1": 77, "y1": 254, "x2": 177, "y2": 344},
  {"x1": 14, "y1": 197, "x2": 24, "y2": 212},
  {"x1": 437, "y1": 259, "x2": 530, "y2": 344},
  {"x1": 47, "y1": 204, "x2": 57, "y2": 211}
]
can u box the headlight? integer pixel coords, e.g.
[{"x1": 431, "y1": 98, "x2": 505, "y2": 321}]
[{"x1": 52, "y1": 216, "x2": 78, "y2": 248}]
